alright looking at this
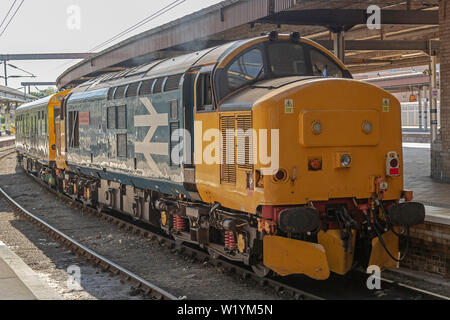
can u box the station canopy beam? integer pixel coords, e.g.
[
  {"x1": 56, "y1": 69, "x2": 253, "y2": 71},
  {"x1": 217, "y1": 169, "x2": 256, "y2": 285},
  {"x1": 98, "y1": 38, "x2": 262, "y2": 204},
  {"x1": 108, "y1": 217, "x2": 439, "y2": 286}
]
[
  {"x1": 21, "y1": 82, "x2": 56, "y2": 86},
  {"x1": 257, "y1": 9, "x2": 439, "y2": 31},
  {"x1": 0, "y1": 53, "x2": 96, "y2": 61},
  {"x1": 317, "y1": 40, "x2": 440, "y2": 53}
]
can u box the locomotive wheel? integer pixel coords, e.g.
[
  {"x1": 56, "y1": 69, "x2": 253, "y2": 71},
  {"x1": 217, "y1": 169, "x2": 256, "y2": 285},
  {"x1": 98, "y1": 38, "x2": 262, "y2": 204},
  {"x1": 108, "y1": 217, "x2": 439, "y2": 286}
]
[{"x1": 251, "y1": 263, "x2": 272, "y2": 277}]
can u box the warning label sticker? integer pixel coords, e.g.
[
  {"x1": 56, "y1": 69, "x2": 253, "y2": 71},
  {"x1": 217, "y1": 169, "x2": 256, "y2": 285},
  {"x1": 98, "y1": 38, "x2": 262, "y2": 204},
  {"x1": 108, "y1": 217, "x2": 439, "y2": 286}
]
[
  {"x1": 382, "y1": 98, "x2": 390, "y2": 112},
  {"x1": 284, "y1": 99, "x2": 294, "y2": 114}
]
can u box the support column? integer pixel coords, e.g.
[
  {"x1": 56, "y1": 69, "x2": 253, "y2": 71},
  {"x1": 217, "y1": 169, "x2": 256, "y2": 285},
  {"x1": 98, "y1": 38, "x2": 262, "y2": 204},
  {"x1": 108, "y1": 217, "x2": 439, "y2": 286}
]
[
  {"x1": 430, "y1": 55, "x2": 438, "y2": 142},
  {"x1": 418, "y1": 87, "x2": 423, "y2": 130},
  {"x1": 424, "y1": 86, "x2": 429, "y2": 131},
  {"x1": 333, "y1": 31, "x2": 345, "y2": 63},
  {"x1": 431, "y1": 0, "x2": 450, "y2": 182}
]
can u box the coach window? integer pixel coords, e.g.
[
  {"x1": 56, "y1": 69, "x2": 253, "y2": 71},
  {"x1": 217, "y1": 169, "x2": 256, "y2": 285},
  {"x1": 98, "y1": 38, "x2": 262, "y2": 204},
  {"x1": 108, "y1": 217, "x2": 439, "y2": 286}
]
[
  {"x1": 44, "y1": 112, "x2": 48, "y2": 135},
  {"x1": 196, "y1": 73, "x2": 213, "y2": 112}
]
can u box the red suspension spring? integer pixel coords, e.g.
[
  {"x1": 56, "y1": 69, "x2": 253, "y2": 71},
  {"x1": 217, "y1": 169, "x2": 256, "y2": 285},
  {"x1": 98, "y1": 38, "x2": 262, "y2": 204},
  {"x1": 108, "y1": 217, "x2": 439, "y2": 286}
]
[
  {"x1": 224, "y1": 231, "x2": 236, "y2": 249},
  {"x1": 173, "y1": 215, "x2": 187, "y2": 231}
]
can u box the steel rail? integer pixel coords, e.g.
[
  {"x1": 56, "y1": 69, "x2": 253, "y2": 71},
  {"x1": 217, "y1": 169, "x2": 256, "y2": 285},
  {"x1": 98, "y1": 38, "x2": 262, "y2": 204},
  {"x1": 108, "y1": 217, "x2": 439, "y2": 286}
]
[
  {"x1": 379, "y1": 275, "x2": 450, "y2": 300},
  {"x1": 25, "y1": 171, "x2": 323, "y2": 300},
  {"x1": 13, "y1": 165, "x2": 449, "y2": 300},
  {"x1": 0, "y1": 185, "x2": 179, "y2": 300}
]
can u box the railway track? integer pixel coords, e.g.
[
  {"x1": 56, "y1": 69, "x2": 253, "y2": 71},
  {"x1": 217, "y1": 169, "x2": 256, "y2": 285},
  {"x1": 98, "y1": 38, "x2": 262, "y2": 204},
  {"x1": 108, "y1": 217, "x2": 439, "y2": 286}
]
[
  {"x1": 2, "y1": 153, "x2": 448, "y2": 300},
  {"x1": 25, "y1": 171, "x2": 450, "y2": 301},
  {"x1": 24, "y1": 170, "x2": 324, "y2": 300},
  {"x1": 0, "y1": 147, "x2": 16, "y2": 160},
  {"x1": 0, "y1": 185, "x2": 178, "y2": 300}
]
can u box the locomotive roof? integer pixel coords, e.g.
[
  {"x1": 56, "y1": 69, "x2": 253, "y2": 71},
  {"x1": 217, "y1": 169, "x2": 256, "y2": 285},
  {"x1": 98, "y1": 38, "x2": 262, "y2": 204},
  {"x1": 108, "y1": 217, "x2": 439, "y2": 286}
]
[
  {"x1": 69, "y1": 38, "x2": 249, "y2": 94},
  {"x1": 15, "y1": 95, "x2": 53, "y2": 113}
]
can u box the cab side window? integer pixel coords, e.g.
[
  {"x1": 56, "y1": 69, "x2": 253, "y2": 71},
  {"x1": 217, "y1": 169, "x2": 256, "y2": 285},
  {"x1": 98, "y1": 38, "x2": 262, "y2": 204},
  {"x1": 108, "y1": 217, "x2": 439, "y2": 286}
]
[
  {"x1": 196, "y1": 73, "x2": 213, "y2": 112},
  {"x1": 309, "y1": 49, "x2": 343, "y2": 78}
]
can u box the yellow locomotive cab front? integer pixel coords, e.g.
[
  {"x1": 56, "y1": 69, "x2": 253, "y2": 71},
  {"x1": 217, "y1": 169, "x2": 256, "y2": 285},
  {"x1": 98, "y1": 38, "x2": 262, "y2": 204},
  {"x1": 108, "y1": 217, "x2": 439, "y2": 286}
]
[
  {"x1": 252, "y1": 77, "x2": 403, "y2": 206},
  {"x1": 250, "y1": 78, "x2": 406, "y2": 277}
]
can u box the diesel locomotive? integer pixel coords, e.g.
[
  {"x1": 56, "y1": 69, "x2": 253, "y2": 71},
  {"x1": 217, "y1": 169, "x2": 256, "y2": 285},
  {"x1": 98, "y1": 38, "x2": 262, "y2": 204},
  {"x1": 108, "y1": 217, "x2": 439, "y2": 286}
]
[{"x1": 15, "y1": 32, "x2": 425, "y2": 279}]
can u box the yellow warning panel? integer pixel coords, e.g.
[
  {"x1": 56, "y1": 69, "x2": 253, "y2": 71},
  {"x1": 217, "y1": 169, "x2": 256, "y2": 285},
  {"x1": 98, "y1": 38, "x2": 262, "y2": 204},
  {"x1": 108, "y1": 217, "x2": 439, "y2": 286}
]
[
  {"x1": 318, "y1": 230, "x2": 356, "y2": 275},
  {"x1": 263, "y1": 235, "x2": 330, "y2": 280},
  {"x1": 369, "y1": 230, "x2": 399, "y2": 270}
]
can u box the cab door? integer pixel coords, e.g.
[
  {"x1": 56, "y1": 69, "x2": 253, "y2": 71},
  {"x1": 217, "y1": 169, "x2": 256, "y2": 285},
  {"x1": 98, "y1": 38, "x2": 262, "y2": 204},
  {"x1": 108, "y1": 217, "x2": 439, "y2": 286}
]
[{"x1": 55, "y1": 91, "x2": 71, "y2": 170}]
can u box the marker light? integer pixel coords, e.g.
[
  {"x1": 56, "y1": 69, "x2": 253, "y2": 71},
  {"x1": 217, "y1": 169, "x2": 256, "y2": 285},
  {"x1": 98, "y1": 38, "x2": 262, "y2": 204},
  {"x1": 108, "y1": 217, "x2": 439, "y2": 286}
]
[
  {"x1": 386, "y1": 151, "x2": 400, "y2": 177},
  {"x1": 308, "y1": 158, "x2": 322, "y2": 171},
  {"x1": 362, "y1": 121, "x2": 373, "y2": 134},
  {"x1": 274, "y1": 169, "x2": 287, "y2": 182},
  {"x1": 312, "y1": 121, "x2": 322, "y2": 135},
  {"x1": 340, "y1": 154, "x2": 352, "y2": 167}
]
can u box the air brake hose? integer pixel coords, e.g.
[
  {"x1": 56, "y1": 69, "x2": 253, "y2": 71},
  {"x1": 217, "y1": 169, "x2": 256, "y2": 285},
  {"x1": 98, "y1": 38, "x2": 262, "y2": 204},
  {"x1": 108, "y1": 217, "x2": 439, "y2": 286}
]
[
  {"x1": 369, "y1": 206, "x2": 410, "y2": 263},
  {"x1": 379, "y1": 201, "x2": 402, "y2": 237}
]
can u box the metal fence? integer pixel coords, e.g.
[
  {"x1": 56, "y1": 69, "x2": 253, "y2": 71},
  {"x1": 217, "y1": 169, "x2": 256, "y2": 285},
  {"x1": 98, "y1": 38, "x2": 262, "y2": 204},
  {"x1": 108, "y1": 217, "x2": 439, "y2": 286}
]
[{"x1": 401, "y1": 101, "x2": 440, "y2": 129}]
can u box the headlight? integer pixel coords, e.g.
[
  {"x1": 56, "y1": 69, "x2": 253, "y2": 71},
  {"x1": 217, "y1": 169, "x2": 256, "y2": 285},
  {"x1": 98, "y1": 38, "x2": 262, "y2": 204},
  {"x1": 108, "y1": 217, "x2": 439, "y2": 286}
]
[
  {"x1": 340, "y1": 154, "x2": 352, "y2": 167},
  {"x1": 362, "y1": 121, "x2": 373, "y2": 134},
  {"x1": 312, "y1": 121, "x2": 322, "y2": 135}
]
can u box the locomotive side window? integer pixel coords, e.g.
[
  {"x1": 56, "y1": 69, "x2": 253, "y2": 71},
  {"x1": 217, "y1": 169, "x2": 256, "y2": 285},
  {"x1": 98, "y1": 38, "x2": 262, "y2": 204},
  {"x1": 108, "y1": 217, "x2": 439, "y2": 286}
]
[
  {"x1": 309, "y1": 49, "x2": 343, "y2": 78},
  {"x1": 196, "y1": 73, "x2": 213, "y2": 112},
  {"x1": 117, "y1": 133, "x2": 127, "y2": 157},
  {"x1": 68, "y1": 111, "x2": 80, "y2": 148},
  {"x1": 107, "y1": 106, "x2": 116, "y2": 129},
  {"x1": 117, "y1": 106, "x2": 127, "y2": 129}
]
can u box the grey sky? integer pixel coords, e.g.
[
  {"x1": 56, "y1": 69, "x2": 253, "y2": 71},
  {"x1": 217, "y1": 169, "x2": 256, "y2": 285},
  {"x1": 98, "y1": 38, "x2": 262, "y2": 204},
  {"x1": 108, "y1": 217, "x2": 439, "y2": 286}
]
[{"x1": 0, "y1": 0, "x2": 222, "y2": 91}]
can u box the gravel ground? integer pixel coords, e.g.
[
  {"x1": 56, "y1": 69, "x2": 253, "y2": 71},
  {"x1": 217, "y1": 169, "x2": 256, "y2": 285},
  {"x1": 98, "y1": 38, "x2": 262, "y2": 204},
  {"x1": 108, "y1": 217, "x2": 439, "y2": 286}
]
[
  {"x1": 1, "y1": 150, "x2": 448, "y2": 300},
  {"x1": 0, "y1": 153, "x2": 281, "y2": 300}
]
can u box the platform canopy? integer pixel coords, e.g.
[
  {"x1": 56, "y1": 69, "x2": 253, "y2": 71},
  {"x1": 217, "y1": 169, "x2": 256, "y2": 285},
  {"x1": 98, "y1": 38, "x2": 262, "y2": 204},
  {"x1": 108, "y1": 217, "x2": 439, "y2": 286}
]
[
  {"x1": 57, "y1": 0, "x2": 440, "y2": 89},
  {"x1": 0, "y1": 85, "x2": 36, "y2": 106}
]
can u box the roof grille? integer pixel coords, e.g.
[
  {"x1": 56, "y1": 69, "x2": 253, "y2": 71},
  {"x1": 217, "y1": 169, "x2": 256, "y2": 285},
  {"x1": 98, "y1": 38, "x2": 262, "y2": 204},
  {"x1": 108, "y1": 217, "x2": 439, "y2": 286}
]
[
  {"x1": 126, "y1": 82, "x2": 139, "y2": 97},
  {"x1": 139, "y1": 79, "x2": 154, "y2": 96},
  {"x1": 164, "y1": 74, "x2": 182, "y2": 91},
  {"x1": 153, "y1": 77, "x2": 165, "y2": 93},
  {"x1": 114, "y1": 85, "x2": 127, "y2": 99}
]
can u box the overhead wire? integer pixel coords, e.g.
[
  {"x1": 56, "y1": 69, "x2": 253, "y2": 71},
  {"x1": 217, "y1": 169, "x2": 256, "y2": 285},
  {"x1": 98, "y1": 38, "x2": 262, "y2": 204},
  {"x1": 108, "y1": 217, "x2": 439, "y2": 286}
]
[
  {"x1": 52, "y1": 0, "x2": 187, "y2": 72},
  {"x1": 88, "y1": 0, "x2": 186, "y2": 53},
  {"x1": 0, "y1": 0, "x2": 25, "y2": 39},
  {"x1": 0, "y1": 0, "x2": 18, "y2": 32}
]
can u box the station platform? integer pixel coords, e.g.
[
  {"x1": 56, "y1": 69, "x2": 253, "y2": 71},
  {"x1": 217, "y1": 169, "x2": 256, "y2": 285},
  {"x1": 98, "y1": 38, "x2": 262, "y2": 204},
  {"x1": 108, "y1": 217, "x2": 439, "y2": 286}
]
[
  {"x1": 0, "y1": 135, "x2": 15, "y2": 148},
  {"x1": 424, "y1": 206, "x2": 450, "y2": 225},
  {"x1": 403, "y1": 143, "x2": 450, "y2": 222},
  {"x1": 0, "y1": 135, "x2": 15, "y2": 142},
  {"x1": 0, "y1": 241, "x2": 60, "y2": 300}
]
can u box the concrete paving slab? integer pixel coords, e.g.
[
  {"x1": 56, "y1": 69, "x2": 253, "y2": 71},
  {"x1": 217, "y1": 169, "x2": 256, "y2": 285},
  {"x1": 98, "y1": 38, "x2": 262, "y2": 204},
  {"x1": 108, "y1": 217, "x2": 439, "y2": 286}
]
[
  {"x1": 0, "y1": 240, "x2": 61, "y2": 300},
  {"x1": 425, "y1": 206, "x2": 450, "y2": 225},
  {"x1": 403, "y1": 145, "x2": 450, "y2": 222},
  {"x1": 0, "y1": 259, "x2": 17, "y2": 279},
  {"x1": 0, "y1": 278, "x2": 36, "y2": 300},
  {"x1": 0, "y1": 136, "x2": 14, "y2": 143}
]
